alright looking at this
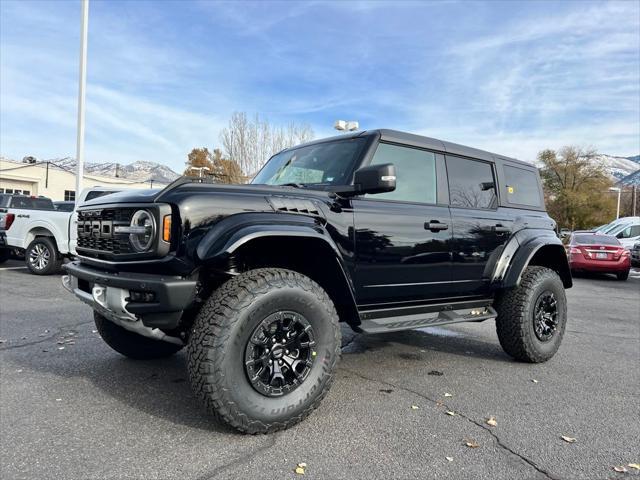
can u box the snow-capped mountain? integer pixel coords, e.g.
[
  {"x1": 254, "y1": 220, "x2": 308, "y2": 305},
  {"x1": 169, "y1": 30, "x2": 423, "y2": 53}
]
[
  {"x1": 48, "y1": 157, "x2": 180, "y2": 184},
  {"x1": 617, "y1": 169, "x2": 640, "y2": 187},
  {"x1": 594, "y1": 154, "x2": 640, "y2": 181}
]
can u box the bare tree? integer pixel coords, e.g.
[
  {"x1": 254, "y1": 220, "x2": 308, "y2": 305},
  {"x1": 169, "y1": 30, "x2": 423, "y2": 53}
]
[{"x1": 220, "y1": 112, "x2": 314, "y2": 179}]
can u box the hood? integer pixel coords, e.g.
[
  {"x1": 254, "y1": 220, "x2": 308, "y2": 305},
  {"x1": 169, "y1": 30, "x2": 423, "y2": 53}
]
[{"x1": 82, "y1": 188, "x2": 161, "y2": 206}]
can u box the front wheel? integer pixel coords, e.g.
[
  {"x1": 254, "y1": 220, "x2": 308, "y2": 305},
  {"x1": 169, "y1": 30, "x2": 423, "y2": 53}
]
[
  {"x1": 187, "y1": 268, "x2": 341, "y2": 434},
  {"x1": 494, "y1": 266, "x2": 567, "y2": 363},
  {"x1": 25, "y1": 237, "x2": 61, "y2": 275}
]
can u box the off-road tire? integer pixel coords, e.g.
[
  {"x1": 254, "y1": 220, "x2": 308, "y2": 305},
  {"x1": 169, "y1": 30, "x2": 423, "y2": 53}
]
[
  {"x1": 616, "y1": 270, "x2": 629, "y2": 281},
  {"x1": 25, "y1": 237, "x2": 61, "y2": 275},
  {"x1": 494, "y1": 266, "x2": 567, "y2": 363},
  {"x1": 187, "y1": 268, "x2": 341, "y2": 434},
  {"x1": 0, "y1": 249, "x2": 9, "y2": 264},
  {"x1": 94, "y1": 312, "x2": 184, "y2": 359}
]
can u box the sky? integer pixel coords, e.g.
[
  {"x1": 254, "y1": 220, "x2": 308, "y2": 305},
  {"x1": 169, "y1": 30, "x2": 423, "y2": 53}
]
[{"x1": 1, "y1": 0, "x2": 639, "y2": 172}]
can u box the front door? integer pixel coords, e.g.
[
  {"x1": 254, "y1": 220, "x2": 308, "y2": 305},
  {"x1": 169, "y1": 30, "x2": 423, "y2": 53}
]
[{"x1": 352, "y1": 143, "x2": 452, "y2": 307}]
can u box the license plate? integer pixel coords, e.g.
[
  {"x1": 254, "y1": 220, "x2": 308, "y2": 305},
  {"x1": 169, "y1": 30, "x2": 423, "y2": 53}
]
[{"x1": 596, "y1": 252, "x2": 608, "y2": 259}]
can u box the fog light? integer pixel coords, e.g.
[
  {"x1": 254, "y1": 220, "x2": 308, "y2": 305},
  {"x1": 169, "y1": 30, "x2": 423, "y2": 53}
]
[{"x1": 129, "y1": 290, "x2": 155, "y2": 303}]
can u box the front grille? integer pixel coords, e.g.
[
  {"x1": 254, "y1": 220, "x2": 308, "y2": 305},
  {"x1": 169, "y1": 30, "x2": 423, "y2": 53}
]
[{"x1": 76, "y1": 208, "x2": 136, "y2": 255}]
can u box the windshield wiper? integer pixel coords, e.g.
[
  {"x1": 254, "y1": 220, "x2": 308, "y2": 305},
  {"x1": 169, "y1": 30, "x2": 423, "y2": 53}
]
[{"x1": 279, "y1": 182, "x2": 306, "y2": 188}]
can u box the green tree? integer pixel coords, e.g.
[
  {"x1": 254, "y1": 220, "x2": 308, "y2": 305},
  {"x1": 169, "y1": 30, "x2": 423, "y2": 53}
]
[
  {"x1": 538, "y1": 146, "x2": 616, "y2": 230},
  {"x1": 184, "y1": 147, "x2": 213, "y2": 177}
]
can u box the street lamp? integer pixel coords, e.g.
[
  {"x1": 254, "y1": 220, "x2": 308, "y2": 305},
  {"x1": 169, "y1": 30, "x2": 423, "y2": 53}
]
[
  {"x1": 334, "y1": 120, "x2": 359, "y2": 132},
  {"x1": 609, "y1": 187, "x2": 621, "y2": 219},
  {"x1": 75, "y1": 0, "x2": 89, "y2": 196}
]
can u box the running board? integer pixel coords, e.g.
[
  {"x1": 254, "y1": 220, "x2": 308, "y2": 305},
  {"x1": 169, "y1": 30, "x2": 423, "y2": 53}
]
[{"x1": 358, "y1": 306, "x2": 497, "y2": 334}]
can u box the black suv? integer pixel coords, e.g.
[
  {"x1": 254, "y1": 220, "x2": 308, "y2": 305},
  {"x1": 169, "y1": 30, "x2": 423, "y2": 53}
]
[{"x1": 62, "y1": 129, "x2": 571, "y2": 433}]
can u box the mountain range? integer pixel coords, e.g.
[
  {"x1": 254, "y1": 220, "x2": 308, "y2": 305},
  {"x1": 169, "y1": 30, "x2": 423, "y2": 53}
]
[{"x1": 44, "y1": 157, "x2": 180, "y2": 184}]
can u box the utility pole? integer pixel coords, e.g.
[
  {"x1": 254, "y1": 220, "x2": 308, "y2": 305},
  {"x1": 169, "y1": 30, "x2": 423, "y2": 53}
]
[
  {"x1": 75, "y1": 0, "x2": 89, "y2": 196},
  {"x1": 633, "y1": 185, "x2": 637, "y2": 216}
]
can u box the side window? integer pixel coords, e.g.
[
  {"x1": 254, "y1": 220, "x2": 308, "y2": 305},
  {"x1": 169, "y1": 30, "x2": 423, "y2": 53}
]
[
  {"x1": 618, "y1": 225, "x2": 640, "y2": 239},
  {"x1": 368, "y1": 143, "x2": 437, "y2": 203},
  {"x1": 503, "y1": 165, "x2": 541, "y2": 207},
  {"x1": 446, "y1": 156, "x2": 497, "y2": 209}
]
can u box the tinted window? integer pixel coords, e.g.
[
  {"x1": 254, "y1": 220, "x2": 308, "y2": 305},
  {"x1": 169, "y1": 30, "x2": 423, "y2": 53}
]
[
  {"x1": 9, "y1": 196, "x2": 54, "y2": 210},
  {"x1": 85, "y1": 190, "x2": 117, "y2": 201},
  {"x1": 504, "y1": 165, "x2": 541, "y2": 206},
  {"x1": 0, "y1": 195, "x2": 10, "y2": 207},
  {"x1": 617, "y1": 225, "x2": 640, "y2": 239},
  {"x1": 367, "y1": 143, "x2": 437, "y2": 203},
  {"x1": 573, "y1": 234, "x2": 620, "y2": 245},
  {"x1": 446, "y1": 156, "x2": 497, "y2": 209}
]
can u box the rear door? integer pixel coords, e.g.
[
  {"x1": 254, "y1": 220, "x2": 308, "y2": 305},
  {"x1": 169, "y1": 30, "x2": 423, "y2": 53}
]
[
  {"x1": 352, "y1": 143, "x2": 453, "y2": 306},
  {"x1": 446, "y1": 155, "x2": 514, "y2": 297}
]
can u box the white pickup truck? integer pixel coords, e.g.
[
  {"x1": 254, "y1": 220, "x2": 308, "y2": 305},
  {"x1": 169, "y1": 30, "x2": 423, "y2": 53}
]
[{"x1": 0, "y1": 187, "x2": 120, "y2": 274}]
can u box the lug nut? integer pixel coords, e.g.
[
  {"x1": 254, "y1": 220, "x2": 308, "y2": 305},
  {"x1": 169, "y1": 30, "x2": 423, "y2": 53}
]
[
  {"x1": 272, "y1": 338, "x2": 276, "y2": 343},
  {"x1": 285, "y1": 349, "x2": 289, "y2": 354},
  {"x1": 269, "y1": 359, "x2": 273, "y2": 364},
  {"x1": 278, "y1": 360, "x2": 283, "y2": 365}
]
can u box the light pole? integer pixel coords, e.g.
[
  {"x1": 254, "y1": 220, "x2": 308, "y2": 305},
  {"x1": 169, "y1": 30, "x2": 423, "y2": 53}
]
[
  {"x1": 75, "y1": 0, "x2": 89, "y2": 196},
  {"x1": 609, "y1": 187, "x2": 621, "y2": 219}
]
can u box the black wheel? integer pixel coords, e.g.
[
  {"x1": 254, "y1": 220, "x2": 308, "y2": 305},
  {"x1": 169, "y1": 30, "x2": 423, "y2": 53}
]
[
  {"x1": 0, "y1": 249, "x2": 9, "y2": 264},
  {"x1": 494, "y1": 266, "x2": 567, "y2": 363},
  {"x1": 616, "y1": 270, "x2": 629, "y2": 281},
  {"x1": 187, "y1": 268, "x2": 341, "y2": 434},
  {"x1": 25, "y1": 237, "x2": 61, "y2": 275},
  {"x1": 94, "y1": 312, "x2": 184, "y2": 360}
]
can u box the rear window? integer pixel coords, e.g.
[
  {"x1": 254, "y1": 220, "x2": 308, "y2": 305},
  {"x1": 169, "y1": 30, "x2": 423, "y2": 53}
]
[
  {"x1": 503, "y1": 165, "x2": 541, "y2": 207},
  {"x1": 573, "y1": 234, "x2": 620, "y2": 245},
  {"x1": 85, "y1": 190, "x2": 117, "y2": 202},
  {"x1": 0, "y1": 195, "x2": 10, "y2": 208},
  {"x1": 9, "y1": 196, "x2": 55, "y2": 210}
]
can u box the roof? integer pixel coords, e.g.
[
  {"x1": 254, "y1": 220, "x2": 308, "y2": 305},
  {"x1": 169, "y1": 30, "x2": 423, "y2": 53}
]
[{"x1": 281, "y1": 129, "x2": 533, "y2": 168}]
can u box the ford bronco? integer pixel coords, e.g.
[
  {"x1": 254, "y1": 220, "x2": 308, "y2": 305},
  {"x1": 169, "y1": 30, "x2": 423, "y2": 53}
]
[{"x1": 62, "y1": 129, "x2": 571, "y2": 433}]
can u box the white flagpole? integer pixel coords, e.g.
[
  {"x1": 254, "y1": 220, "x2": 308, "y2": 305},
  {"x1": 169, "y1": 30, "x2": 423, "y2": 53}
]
[{"x1": 75, "y1": 0, "x2": 89, "y2": 198}]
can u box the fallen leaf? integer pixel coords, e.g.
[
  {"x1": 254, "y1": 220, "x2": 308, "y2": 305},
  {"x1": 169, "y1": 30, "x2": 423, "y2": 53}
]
[
  {"x1": 464, "y1": 440, "x2": 480, "y2": 448},
  {"x1": 444, "y1": 393, "x2": 453, "y2": 397},
  {"x1": 298, "y1": 463, "x2": 307, "y2": 468},
  {"x1": 613, "y1": 466, "x2": 627, "y2": 473},
  {"x1": 55, "y1": 398, "x2": 62, "y2": 402},
  {"x1": 58, "y1": 346, "x2": 65, "y2": 350},
  {"x1": 445, "y1": 457, "x2": 453, "y2": 462},
  {"x1": 531, "y1": 379, "x2": 539, "y2": 383},
  {"x1": 411, "y1": 405, "x2": 420, "y2": 410},
  {"x1": 561, "y1": 436, "x2": 576, "y2": 443},
  {"x1": 445, "y1": 411, "x2": 456, "y2": 416},
  {"x1": 294, "y1": 462, "x2": 307, "y2": 475},
  {"x1": 486, "y1": 416, "x2": 498, "y2": 427},
  {"x1": 628, "y1": 463, "x2": 640, "y2": 470}
]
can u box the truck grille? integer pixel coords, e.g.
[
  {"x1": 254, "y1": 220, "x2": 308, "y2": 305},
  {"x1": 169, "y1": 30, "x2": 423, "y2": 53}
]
[{"x1": 76, "y1": 208, "x2": 136, "y2": 255}]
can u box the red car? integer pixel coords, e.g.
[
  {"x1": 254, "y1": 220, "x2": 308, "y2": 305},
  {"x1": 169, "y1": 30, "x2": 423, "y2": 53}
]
[{"x1": 566, "y1": 232, "x2": 631, "y2": 280}]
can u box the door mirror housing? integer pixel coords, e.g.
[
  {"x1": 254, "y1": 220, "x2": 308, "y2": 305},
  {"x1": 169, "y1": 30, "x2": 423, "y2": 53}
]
[{"x1": 335, "y1": 163, "x2": 396, "y2": 197}]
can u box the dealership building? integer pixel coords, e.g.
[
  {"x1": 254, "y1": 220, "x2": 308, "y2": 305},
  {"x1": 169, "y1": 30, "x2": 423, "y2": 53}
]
[{"x1": 0, "y1": 158, "x2": 166, "y2": 201}]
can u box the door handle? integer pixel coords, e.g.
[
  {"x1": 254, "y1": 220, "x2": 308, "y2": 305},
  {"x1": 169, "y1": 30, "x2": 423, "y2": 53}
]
[
  {"x1": 425, "y1": 221, "x2": 449, "y2": 232},
  {"x1": 493, "y1": 224, "x2": 511, "y2": 234}
]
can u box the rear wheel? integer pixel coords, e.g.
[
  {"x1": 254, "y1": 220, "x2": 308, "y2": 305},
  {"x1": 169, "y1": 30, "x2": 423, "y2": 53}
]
[
  {"x1": 187, "y1": 268, "x2": 341, "y2": 434},
  {"x1": 25, "y1": 237, "x2": 61, "y2": 275},
  {"x1": 94, "y1": 312, "x2": 184, "y2": 359},
  {"x1": 616, "y1": 270, "x2": 629, "y2": 281},
  {"x1": 494, "y1": 266, "x2": 567, "y2": 363}
]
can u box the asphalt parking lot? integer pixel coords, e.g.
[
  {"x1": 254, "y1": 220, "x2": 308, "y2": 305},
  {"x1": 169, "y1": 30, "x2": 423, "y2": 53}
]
[{"x1": 1, "y1": 260, "x2": 639, "y2": 480}]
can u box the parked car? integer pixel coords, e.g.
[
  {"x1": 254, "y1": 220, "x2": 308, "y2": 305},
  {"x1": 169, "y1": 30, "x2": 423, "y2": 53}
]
[
  {"x1": 62, "y1": 128, "x2": 572, "y2": 434},
  {"x1": 631, "y1": 242, "x2": 640, "y2": 267},
  {"x1": 54, "y1": 201, "x2": 76, "y2": 212},
  {"x1": 612, "y1": 222, "x2": 640, "y2": 250},
  {"x1": 0, "y1": 187, "x2": 121, "y2": 273},
  {"x1": 596, "y1": 216, "x2": 640, "y2": 235},
  {"x1": 566, "y1": 232, "x2": 630, "y2": 280}
]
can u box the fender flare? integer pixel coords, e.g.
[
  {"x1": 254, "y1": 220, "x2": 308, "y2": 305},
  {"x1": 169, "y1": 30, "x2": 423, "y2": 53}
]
[{"x1": 494, "y1": 230, "x2": 572, "y2": 289}]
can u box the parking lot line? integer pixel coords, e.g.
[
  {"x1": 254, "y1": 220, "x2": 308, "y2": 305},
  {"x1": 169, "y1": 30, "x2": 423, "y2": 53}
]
[{"x1": 0, "y1": 266, "x2": 27, "y2": 270}]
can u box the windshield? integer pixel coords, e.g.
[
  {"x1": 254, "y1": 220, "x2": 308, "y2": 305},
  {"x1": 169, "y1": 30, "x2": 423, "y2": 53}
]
[{"x1": 251, "y1": 137, "x2": 367, "y2": 186}]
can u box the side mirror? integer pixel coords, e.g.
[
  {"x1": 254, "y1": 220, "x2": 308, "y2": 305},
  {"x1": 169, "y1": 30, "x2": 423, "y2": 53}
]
[{"x1": 352, "y1": 163, "x2": 396, "y2": 195}]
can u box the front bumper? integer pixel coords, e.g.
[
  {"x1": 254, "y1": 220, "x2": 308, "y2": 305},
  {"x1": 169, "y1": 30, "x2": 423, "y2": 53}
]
[{"x1": 62, "y1": 261, "x2": 197, "y2": 329}]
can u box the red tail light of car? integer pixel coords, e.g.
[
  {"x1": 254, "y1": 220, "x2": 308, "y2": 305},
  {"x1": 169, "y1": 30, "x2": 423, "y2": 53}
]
[{"x1": 4, "y1": 213, "x2": 15, "y2": 230}]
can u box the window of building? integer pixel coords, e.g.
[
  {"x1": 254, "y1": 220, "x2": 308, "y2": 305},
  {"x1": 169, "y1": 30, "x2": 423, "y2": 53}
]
[
  {"x1": 5, "y1": 189, "x2": 14, "y2": 194},
  {"x1": 446, "y1": 156, "x2": 497, "y2": 209},
  {"x1": 367, "y1": 143, "x2": 437, "y2": 203},
  {"x1": 22, "y1": 190, "x2": 30, "y2": 195},
  {"x1": 64, "y1": 190, "x2": 76, "y2": 201},
  {"x1": 503, "y1": 165, "x2": 541, "y2": 207}
]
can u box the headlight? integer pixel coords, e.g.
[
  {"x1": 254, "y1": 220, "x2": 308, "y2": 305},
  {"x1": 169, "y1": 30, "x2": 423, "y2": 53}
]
[{"x1": 129, "y1": 210, "x2": 156, "y2": 252}]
